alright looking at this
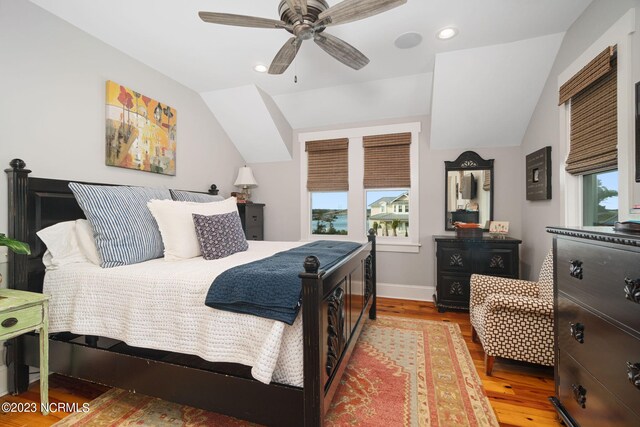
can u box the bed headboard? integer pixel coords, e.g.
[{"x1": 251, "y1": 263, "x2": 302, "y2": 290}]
[{"x1": 6, "y1": 159, "x2": 93, "y2": 293}]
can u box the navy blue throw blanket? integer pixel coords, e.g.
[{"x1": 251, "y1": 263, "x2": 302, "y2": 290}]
[{"x1": 205, "y1": 241, "x2": 361, "y2": 325}]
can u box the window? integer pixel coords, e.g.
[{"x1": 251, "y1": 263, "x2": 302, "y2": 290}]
[
  {"x1": 311, "y1": 192, "x2": 348, "y2": 235},
  {"x1": 300, "y1": 123, "x2": 421, "y2": 252},
  {"x1": 583, "y1": 170, "x2": 618, "y2": 226},
  {"x1": 559, "y1": 45, "x2": 620, "y2": 226},
  {"x1": 367, "y1": 190, "x2": 409, "y2": 238}
]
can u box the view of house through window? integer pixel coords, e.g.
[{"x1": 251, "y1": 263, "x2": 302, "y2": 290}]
[
  {"x1": 366, "y1": 190, "x2": 409, "y2": 237},
  {"x1": 311, "y1": 192, "x2": 348, "y2": 235},
  {"x1": 582, "y1": 170, "x2": 618, "y2": 226}
]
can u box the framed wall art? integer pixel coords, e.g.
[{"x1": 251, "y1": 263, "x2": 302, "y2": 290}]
[
  {"x1": 105, "y1": 81, "x2": 176, "y2": 175},
  {"x1": 526, "y1": 146, "x2": 551, "y2": 200}
]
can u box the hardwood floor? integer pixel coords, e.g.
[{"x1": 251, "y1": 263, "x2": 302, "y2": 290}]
[{"x1": 0, "y1": 297, "x2": 561, "y2": 426}]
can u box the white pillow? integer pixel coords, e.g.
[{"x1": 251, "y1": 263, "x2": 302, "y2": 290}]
[
  {"x1": 147, "y1": 197, "x2": 238, "y2": 260},
  {"x1": 75, "y1": 219, "x2": 101, "y2": 265},
  {"x1": 36, "y1": 221, "x2": 88, "y2": 269}
]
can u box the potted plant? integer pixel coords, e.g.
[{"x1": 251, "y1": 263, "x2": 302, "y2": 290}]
[{"x1": 0, "y1": 233, "x2": 30, "y2": 255}]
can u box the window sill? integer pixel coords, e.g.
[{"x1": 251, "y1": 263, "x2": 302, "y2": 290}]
[{"x1": 376, "y1": 242, "x2": 421, "y2": 253}]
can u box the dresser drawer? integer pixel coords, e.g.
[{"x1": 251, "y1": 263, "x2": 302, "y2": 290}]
[
  {"x1": 245, "y1": 226, "x2": 263, "y2": 241},
  {"x1": 558, "y1": 294, "x2": 640, "y2": 416},
  {"x1": 556, "y1": 238, "x2": 640, "y2": 334},
  {"x1": 0, "y1": 304, "x2": 43, "y2": 337},
  {"x1": 558, "y1": 350, "x2": 640, "y2": 427},
  {"x1": 437, "y1": 273, "x2": 470, "y2": 306},
  {"x1": 473, "y1": 248, "x2": 518, "y2": 277},
  {"x1": 438, "y1": 247, "x2": 472, "y2": 273}
]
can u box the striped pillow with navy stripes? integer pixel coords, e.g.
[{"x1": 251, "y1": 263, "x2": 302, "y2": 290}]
[
  {"x1": 69, "y1": 182, "x2": 171, "y2": 268},
  {"x1": 170, "y1": 189, "x2": 224, "y2": 203}
]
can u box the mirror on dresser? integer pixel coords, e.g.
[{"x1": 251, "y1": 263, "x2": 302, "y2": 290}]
[{"x1": 444, "y1": 151, "x2": 494, "y2": 230}]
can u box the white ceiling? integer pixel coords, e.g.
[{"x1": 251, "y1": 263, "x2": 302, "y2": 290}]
[{"x1": 29, "y1": 0, "x2": 593, "y2": 158}]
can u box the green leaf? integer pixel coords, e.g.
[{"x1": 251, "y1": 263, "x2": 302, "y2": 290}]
[{"x1": 0, "y1": 234, "x2": 31, "y2": 255}]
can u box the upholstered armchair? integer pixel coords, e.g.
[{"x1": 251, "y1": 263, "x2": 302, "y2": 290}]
[{"x1": 470, "y1": 250, "x2": 554, "y2": 375}]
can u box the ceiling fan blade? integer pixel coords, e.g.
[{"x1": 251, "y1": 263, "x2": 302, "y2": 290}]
[
  {"x1": 199, "y1": 11, "x2": 288, "y2": 29},
  {"x1": 285, "y1": 0, "x2": 308, "y2": 17},
  {"x1": 318, "y1": 0, "x2": 406, "y2": 26},
  {"x1": 269, "y1": 37, "x2": 302, "y2": 74},
  {"x1": 314, "y1": 33, "x2": 369, "y2": 70}
]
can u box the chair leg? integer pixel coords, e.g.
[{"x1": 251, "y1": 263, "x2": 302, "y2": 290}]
[
  {"x1": 471, "y1": 326, "x2": 478, "y2": 343},
  {"x1": 485, "y1": 354, "x2": 495, "y2": 376}
]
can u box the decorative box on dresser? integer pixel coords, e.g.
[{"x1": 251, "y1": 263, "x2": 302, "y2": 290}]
[
  {"x1": 433, "y1": 236, "x2": 521, "y2": 312},
  {"x1": 547, "y1": 226, "x2": 640, "y2": 427},
  {"x1": 237, "y1": 203, "x2": 264, "y2": 241}
]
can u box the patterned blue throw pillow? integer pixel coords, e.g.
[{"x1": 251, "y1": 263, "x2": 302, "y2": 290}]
[
  {"x1": 69, "y1": 182, "x2": 171, "y2": 267},
  {"x1": 170, "y1": 189, "x2": 224, "y2": 203},
  {"x1": 192, "y1": 212, "x2": 248, "y2": 260}
]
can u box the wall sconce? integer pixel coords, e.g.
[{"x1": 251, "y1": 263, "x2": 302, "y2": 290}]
[{"x1": 234, "y1": 166, "x2": 258, "y2": 202}]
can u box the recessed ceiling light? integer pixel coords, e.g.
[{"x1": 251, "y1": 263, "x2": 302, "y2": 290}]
[
  {"x1": 394, "y1": 32, "x2": 423, "y2": 49},
  {"x1": 436, "y1": 27, "x2": 458, "y2": 40},
  {"x1": 253, "y1": 64, "x2": 268, "y2": 73}
]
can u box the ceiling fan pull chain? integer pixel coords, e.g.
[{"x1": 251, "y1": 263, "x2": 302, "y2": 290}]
[{"x1": 294, "y1": 55, "x2": 298, "y2": 83}]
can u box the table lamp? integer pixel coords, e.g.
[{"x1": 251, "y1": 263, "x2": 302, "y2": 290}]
[{"x1": 234, "y1": 166, "x2": 258, "y2": 202}]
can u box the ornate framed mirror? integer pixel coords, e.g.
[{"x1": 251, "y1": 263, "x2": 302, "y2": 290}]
[{"x1": 444, "y1": 151, "x2": 494, "y2": 231}]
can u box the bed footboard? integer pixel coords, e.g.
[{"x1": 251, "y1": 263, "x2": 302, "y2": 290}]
[{"x1": 300, "y1": 231, "x2": 376, "y2": 425}]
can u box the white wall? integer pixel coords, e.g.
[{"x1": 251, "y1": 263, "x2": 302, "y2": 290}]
[
  {"x1": 0, "y1": 0, "x2": 246, "y2": 395},
  {"x1": 520, "y1": 0, "x2": 640, "y2": 279},
  {"x1": 251, "y1": 115, "x2": 524, "y2": 299},
  {"x1": 0, "y1": 0, "x2": 246, "y2": 231}
]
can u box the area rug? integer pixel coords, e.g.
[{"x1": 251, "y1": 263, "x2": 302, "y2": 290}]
[{"x1": 54, "y1": 316, "x2": 498, "y2": 427}]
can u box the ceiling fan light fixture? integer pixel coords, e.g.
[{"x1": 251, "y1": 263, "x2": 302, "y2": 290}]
[
  {"x1": 394, "y1": 32, "x2": 422, "y2": 49},
  {"x1": 436, "y1": 27, "x2": 458, "y2": 40},
  {"x1": 253, "y1": 64, "x2": 268, "y2": 73}
]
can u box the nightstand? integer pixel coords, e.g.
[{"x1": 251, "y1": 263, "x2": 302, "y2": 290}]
[
  {"x1": 0, "y1": 289, "x2": 49, "y2": 414},
  {"x1": 237, "y1": 203, "x2": 264, "y2": 241}
]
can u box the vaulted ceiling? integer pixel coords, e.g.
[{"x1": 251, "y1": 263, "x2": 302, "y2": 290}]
[{"x1": 30, "y1": 0, "x2": 592, "y2": 162}]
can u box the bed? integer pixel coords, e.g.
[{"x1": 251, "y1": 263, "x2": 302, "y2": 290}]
[{"x1": 5, "y1": 158, "x2": 377, "y2": 426}]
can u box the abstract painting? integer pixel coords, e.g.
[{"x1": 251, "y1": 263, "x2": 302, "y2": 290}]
[{"x1": 105, "y1": 81, "x2": 176, "y2": 175}]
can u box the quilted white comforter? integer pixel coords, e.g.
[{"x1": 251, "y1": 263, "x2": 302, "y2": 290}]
[{"x1": 43, "y1": 241, "x2": 305, "y2": 387}]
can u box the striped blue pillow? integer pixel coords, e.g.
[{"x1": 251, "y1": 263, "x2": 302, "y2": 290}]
[
  {"x1": 69, "y1": 182, "x2": 171, "y2": 268},
  {"x1": 170, "y1": 189, "x2": 224, "y2": 203}
]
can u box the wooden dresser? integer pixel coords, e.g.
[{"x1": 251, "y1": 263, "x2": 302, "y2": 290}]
[
  {"x1": 237, "y1": 203, "x2": 264, "y2": 241},
  {"x1": 547, "y1": 226, "x2": 640, "y2": 427},
  {"x1": 433, "y1": 236, "x2": 521, "y2": 312}
]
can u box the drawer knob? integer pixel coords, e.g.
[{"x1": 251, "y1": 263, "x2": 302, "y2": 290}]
[
  {"x1": 627, "y1": 362, "x2": 640, "y2": 389},
  {"x1": 624, "y1": 277, "x2": 640, "y2": 304},
  {"x1": 571, "y1": 384, "x2": 587, "y2": 408},
  {"x1": 569, "y1": 260, "x2": 583, "y2": 280},
  {"x1": 569, "y1": 322, "x2": 585, "y2": 344},
  {"x1": 1, "y1": 317, "x2": 18, "y2": 328}
]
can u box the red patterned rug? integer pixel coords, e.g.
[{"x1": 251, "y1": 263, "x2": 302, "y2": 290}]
[{"x1": 54, "y1": 317, "x2": 498, "y2": 426}]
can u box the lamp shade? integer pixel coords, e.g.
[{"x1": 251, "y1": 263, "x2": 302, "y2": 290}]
[{"x1": 234, "y1": 166, "x2": 258, "y2": 188}]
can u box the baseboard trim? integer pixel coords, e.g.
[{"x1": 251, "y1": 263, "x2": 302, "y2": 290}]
[{"x1": 377, "y1": 282, "x2": 434, "y2": 301}]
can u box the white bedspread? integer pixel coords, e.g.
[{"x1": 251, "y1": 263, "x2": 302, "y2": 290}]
[{"x1": 43, "y1": 241, "x2": 305, "y2": 387}]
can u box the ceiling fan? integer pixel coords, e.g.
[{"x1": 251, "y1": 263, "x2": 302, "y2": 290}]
[{"x1": 199, "y1": 0, "x2": 407, "y2": 74}]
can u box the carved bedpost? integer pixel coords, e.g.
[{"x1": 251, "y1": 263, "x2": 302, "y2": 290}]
[
  {"x1": 5, "y1": 159, "x2": 31, "y2": 291},
  {"x1": 300, "y1": 255, "x2": 324, "y2": 426},
  {"x1": 4, "y1": 159, "x2": 31, "y2": 394},
  {"x1": 368, "y1": 228, "x2": 377, "y2": 320}
]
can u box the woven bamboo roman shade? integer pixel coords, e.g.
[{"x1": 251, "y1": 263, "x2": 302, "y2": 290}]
[
  {"x1": 306, "y1": 138, "x2": 349, "y2": 191},
  {"x1": 560, "y1": 46, "x2": 617, "y2": 175},
  {"x1": 363, "y1": 132, "x2": 411, "y2": 188}
]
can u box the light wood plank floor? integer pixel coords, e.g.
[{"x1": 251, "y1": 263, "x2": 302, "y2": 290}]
[{"x1": 0, "y1": 298, "x2": 561, "y2": 427}]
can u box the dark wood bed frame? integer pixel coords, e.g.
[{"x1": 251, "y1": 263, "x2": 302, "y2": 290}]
[{"x1": 5, "y1": 159, "x2": 377, "y2": 426}]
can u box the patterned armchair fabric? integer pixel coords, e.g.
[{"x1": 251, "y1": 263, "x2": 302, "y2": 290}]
[{"x1": 470, "y1": 250, "x2": 554, "y2": 374}]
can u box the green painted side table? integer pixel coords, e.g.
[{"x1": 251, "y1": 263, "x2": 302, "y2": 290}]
[{"x1": 0, "y1": 288, "x2": 49, "y2": 415}]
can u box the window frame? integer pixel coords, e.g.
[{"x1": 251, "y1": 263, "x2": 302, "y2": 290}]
[{"x1": 299, "y1": 122, "x2": 421, "y2": 253}]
